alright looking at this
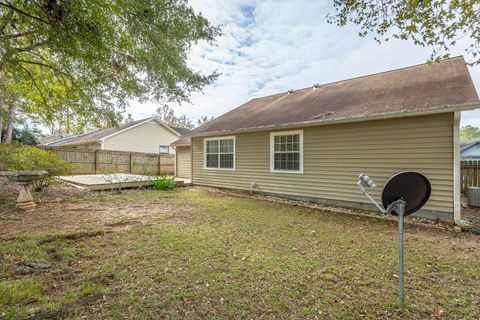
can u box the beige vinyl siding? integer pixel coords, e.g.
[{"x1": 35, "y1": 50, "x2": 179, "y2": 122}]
[
  {"x1": 192, "y1": 113, "x2": 454, "y2": 214},
  {"x1": 103, "y1": 120, "x2": 179, "y2": 154},
  {"x1": 176, "y1": 146, "x2": 192, "y2": 179}
]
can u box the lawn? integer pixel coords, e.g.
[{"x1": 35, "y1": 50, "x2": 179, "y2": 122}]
[{"x1": 1, "y1": 182, "x2": 479, "y2": 319}]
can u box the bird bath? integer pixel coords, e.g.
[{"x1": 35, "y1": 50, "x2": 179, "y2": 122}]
[{"x1": 0, "y1": 171, "x2": 47, "y2": 211}]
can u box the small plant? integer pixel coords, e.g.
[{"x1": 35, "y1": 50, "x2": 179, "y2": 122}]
[
  {"x1": 101, "y1": 172, "x2": 137, "y2": 193},
  {"x1": 151, "y1": 176, "x2": 176, "y2": 191}
]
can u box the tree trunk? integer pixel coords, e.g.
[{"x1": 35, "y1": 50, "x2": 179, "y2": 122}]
[
  {"x1": 0, "y1": 91, "x2": 3, "y2": 144},
  {"x1": 4, "y1": 105, "x2": 16, "y2": 143},
  {"x1": 0, "y1": 64, "x2": 4, "y2": 144}
]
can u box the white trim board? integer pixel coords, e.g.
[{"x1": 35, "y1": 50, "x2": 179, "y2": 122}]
[{"x1": 453, "y1": 111, "x2": 461, "y2": 224}]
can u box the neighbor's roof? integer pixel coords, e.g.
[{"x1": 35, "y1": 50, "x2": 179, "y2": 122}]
[
  {"x1": 47, "y1": 117, "x2": 190, "y2": 147},
  {"x1": 461, "y1": 140, "x2": 480, "y2": 152},
  {"x1": 170, "y1": 126, "x2": 192, "y2": 135},
  {"x1": 192, "y1": 56, "x2": 479, "y2": 137},
  {"x1": 171, "y1": 135, "x2": 191, "y2": 147}
]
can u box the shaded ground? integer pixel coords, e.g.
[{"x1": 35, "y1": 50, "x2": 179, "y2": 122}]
[
  {"x1": 0, "y1": 179, "x2": 192, "y2": 237},
  {"x1": 1, "y1": 179, "x2": 479, "y2": 319},
  {"x1": 462, "y1": 195, "x2": 480, "y2": 227}
]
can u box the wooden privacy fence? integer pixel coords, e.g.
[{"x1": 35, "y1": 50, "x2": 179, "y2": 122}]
[
  {"x1": 461, "y1": 160, "x2": 480, "y2": 193},
  {"x1": 46, "y1": 148, "x2": 175, "y2": 175}
]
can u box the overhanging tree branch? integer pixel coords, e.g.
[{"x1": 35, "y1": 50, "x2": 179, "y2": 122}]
[
  {"x1": 16, "y1": 59, "x2": 72, "y2": 80},
  {"x1": 0, "y1": 7, "x2": 14, "y2": 34},
  {"x1": 18, "y1": 64, "x2": 54, "y2": 113},
  {"x1": 0, "y1": 2, "x2": 50, "y2": 24},
  {"x1": 2, "y1": 31, "x2": 35, "y2": 39},
  {"x1": 13, "y1": 39, "x2": 49, "y2": 52}
]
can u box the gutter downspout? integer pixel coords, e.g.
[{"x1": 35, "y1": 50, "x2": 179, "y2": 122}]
[{"x1": 453, "y1": 111, "x2": 461, "y2": 225}]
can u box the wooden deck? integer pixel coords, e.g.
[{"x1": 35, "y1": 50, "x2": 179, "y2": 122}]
[{"x1": 56, "y1": 174, "x2": 191, "y2": 191}]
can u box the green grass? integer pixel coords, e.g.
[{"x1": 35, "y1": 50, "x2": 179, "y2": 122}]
[{"x1": 1, "y1": 189, "x2": 479, "y2": 319}]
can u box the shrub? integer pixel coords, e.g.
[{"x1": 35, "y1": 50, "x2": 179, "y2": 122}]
[
  {"x1": 0, "y1": 144, "x2": 72, "y2": 191},
  {"x1": 151, "y1": 175, "x2": 176, "y2": 190}
]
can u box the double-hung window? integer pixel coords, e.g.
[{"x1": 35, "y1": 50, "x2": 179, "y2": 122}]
[
  {"x1": 204, "y1": 137, "x2": 235, "y2": 170},
  {"x1": 270, "y1": 130, "x2": 303, "y2": 173}
]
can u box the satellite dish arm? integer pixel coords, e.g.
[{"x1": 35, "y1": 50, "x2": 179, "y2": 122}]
[
  {"x1": 358, "y1": 180, "x2": 387, "y2": 214},
  {"x1": 358, "y1": 173, "x2": 390, "y2": 214}
]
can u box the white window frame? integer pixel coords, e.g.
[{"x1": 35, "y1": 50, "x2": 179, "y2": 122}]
[
  {"x1": 203, "y1": 136, "x2": 236, "y2": 171},
  {"x1": 270, "y1": 130, "x2": 304, "y2": 174}
]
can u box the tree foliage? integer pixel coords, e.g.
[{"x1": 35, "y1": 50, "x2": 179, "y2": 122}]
[
  {"x1": 155, "y1": 104, "x2": 193, "y2": 129},
  {"x1": 461, "y1": 125, "x2": 480, "y2": 141},
  {"x1": 0, "y1": 144, "x2": 72, "y2": 190},
  {"x1": 1, "y1": 127, "x2": 42, "y2": 145},
  {"x1": 328, "y1": 0, "x2": 480, "y2": 65},
  {"x1": 197, "y1": 115, "x2": 214, "y2": 127},
  {"x1": 0, "y1": 0, "x2": 220, "y2": 137}
]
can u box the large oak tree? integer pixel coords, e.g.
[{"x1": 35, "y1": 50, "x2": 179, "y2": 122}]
[
  {"x1": 0, "y1": 0, "x2": 220, "y2": 142},
  {"x1": 328, "y1": 0, "x2": 480, "y2": 65}
]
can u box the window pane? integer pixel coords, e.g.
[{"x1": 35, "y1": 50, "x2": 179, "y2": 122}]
[
  {"x1": 206, "y1": 140, "x2": 218, "y2": 153},
  {"x1": 274, "y1": 137, "x2": 281, "y2": 151},
  {"x1": 292, "y1": 134, "x2": 300, "y2": 151},
  {"x1": 287, "y1": 152, "x2": 300, "y2": 170},
  {"x1": 274, "y1": 151, "x2": 300, "y2": 171},
  {"x1": 220, "y1": 153, "x2": 233, "y2": 168},
  {"x1": 159, "y1": 146, "x2": 169, "y2": 154},
  {"x1": 206, "y1": 154, "x2": 218, "y2": 168},
  {"x1": 220, "y1": 139, "x2": 233, "y2": 153},
  {"x1": 274, "y1": 134, "x2": 300, "y2": 152}
]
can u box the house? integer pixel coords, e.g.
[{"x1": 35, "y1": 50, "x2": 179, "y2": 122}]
[
  {"x1": 45, "y1": 117, "x2": 191, "y2": 154},
  {"x1": 461, "y1": 141, "x2": 480, "y2": 160},
  {"x1": 38, "y1": 133, "x2": 70, "y2": 145},
  {"x1": 172, "y1": 56, "x2": 480, "y2": 222}
]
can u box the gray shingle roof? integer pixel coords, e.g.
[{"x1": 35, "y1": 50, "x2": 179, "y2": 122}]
[
  {"x1": 170, "y1": 127, "x2": 192, "y2": 135},
  {"x1": 171, "y1": 135, "x2": 191, "y2": 146},
  {"x1": 192, "y1": 56, "x2": 479, "y2": 136}
]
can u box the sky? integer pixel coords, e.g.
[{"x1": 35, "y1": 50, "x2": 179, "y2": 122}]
[{"x1": 126, "y1": 0, "x2": 480, "y2": 127}]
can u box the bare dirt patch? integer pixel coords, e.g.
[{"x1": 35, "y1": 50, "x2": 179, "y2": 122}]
[
  {"x1": 0, "y1": 179, "x2": 193, "y2": 239},
  {"x1": 461, "y1": 195, "x2": 480, "y2": 227}
]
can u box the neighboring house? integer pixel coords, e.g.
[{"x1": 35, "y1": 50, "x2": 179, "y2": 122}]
[
  {"x1": 172, "y1": 56, "x2": 480, "y2": 222},
  {"x1": 45, "y1": 117, "x2": 191, "y2": 154},
  {"x1": 461, "y1": 141, "x2": 480, "y2": 160},
  {"x1": 38, "y1": 133, "x2": 70, "y2": 145}
]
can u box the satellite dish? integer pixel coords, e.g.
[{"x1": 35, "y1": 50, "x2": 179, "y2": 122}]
[
  {"x1": 357, "y1": 171, "x2": 432, "y2": 306},
  {"x1": 381, "y1": 172, "x2": 431, "y2": 216}
]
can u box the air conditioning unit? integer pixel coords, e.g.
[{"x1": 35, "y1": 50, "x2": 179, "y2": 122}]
[{"x1": 467, "y1": 187, "x2": 480, "y2": 207}]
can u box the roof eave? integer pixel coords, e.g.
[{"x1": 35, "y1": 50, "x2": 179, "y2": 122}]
[
  {"x1": 171, "y1": 143, "x2": 191, "y2": 147},
  {"x1": 191, "y1": 103, "x2": 480, "y2": 138},
  {"x1": 49, "y1": 139, "x2": 101, "y2": 147}
]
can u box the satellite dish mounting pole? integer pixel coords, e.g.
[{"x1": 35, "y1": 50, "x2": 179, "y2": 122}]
[
  {"x1": 358, "y1": 172, "x2": 431, "y2": 307},
  {"x1": 396, "y1": 199, "x2": 406, "y2": 306}
]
